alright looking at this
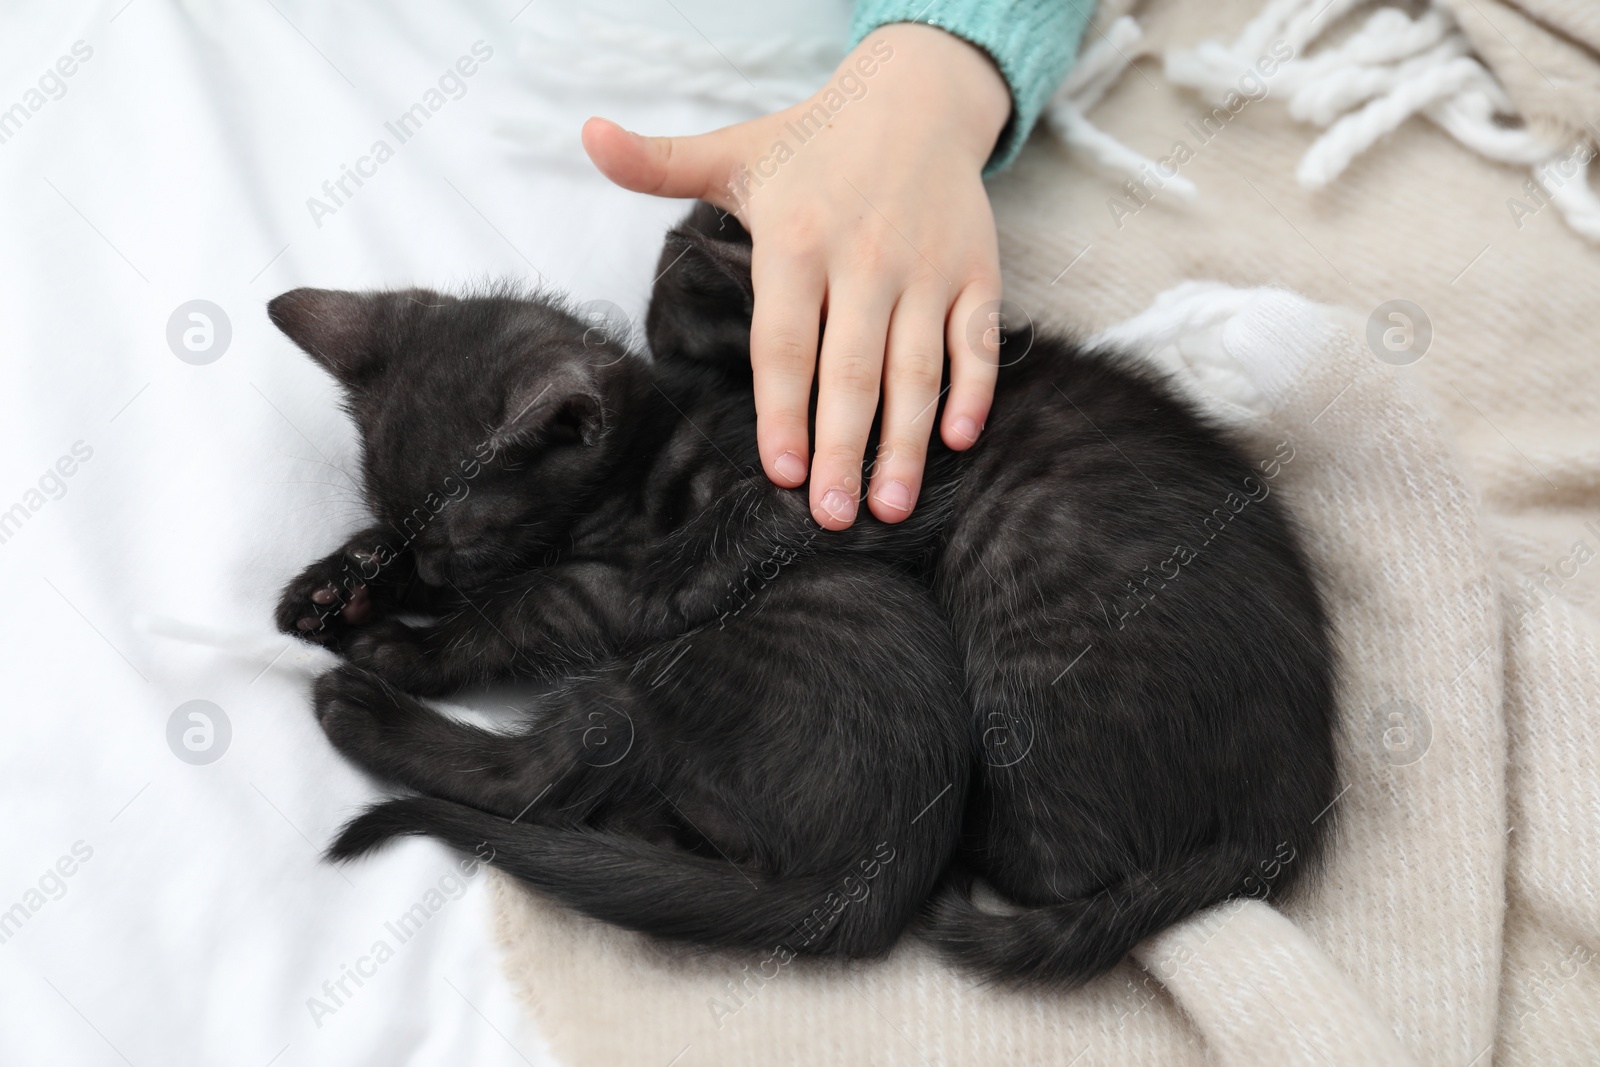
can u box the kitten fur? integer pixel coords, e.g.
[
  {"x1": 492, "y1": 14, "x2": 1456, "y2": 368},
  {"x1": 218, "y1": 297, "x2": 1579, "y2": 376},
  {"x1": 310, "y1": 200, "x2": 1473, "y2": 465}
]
[{"x1": 268, "y1": 202, "x2": 1336, "y2": 983}]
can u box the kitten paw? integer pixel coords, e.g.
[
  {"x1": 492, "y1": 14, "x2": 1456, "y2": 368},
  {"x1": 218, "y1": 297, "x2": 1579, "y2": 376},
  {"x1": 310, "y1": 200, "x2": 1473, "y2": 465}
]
[
  {"x1": 276, "y1": 542, "x2": 393, "y2": 648},
  {"x1": 343, "y1": 618, "x2": 441, "y2": 693},
  {"x1": 312, "y1": 664, "x2": 407, "y2": 766}
]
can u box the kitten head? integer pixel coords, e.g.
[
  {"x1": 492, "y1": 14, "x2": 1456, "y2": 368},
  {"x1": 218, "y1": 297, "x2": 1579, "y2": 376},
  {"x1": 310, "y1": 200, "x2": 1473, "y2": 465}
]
[
  {"x1": 646, "y1": 202, "x2": 754, "y2": 369},
  {"x1": 268, "y1": 286, "x2": 642, "y2": 586}
]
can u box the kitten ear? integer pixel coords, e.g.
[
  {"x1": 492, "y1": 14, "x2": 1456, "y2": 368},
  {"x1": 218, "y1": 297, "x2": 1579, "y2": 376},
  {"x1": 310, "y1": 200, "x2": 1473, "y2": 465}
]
[
  {"x1": 491, "y1": 373, "x2": 606, "y2": 453},
  {"x1": 645, "y1": 203, "x2": 755, "y2": 364},
  {"x1": 658, "y1": 207, "x2": 753, "y2": 307},
  {"x1": 267, "y1": 288, "x2": 388, "y2": 384}
]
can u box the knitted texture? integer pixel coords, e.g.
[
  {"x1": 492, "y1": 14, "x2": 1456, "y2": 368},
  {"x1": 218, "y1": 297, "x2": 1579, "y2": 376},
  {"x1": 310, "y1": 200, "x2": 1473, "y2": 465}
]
[
  {"x1": 848, "y1": 0, "x2": 1091, "y2": 174},
  {"x1": 1443, "y1": 0, "x2": 1600, "y2": 148},
  {"x1": 1163, "y1": 0, "x2": 1600, "y2": 244}
]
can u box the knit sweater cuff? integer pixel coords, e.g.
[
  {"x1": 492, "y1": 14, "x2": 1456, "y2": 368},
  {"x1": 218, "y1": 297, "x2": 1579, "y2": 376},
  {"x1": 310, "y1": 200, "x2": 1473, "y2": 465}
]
[{"x1": 848, "y1": 0, "x2": 1090, "y2": 175}]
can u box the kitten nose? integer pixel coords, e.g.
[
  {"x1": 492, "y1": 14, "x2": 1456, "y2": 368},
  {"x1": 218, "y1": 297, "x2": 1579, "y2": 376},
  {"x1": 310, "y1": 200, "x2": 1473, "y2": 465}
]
[
  {"x1": 415, "y1": 549, "x2": 449, "y2": 586},
  {"x1": 448, "y1": 510, "x2": 492, "y2": 549}
]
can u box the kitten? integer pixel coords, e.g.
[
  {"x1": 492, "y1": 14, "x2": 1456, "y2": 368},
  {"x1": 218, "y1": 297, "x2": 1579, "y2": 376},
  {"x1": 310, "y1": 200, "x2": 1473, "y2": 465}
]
[
  {"x1": 270, "y1": 204, "x2": 1336, "y2": 983},
  {"x1": 269, "y1": 282, "x2": 970, "y2": 959}
]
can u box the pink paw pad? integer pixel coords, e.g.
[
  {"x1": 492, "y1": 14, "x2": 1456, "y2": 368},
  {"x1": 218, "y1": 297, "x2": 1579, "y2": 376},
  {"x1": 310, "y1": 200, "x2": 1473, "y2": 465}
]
[{"x1": 341, "y1": 585, "x2": 373, "y2": 624}]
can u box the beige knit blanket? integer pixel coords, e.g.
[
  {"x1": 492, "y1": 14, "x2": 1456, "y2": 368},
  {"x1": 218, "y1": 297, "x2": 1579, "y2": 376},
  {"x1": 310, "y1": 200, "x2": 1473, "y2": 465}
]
[{"x1": 492, "y1": 2, "x2": 1600, "y2": 1062}]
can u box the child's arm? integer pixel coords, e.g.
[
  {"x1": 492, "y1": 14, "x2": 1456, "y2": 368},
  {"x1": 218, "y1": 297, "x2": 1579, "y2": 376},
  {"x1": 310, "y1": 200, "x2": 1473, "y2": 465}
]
[{"x1": 583, "y1": 7, "x2": 1088, "y2": 529}]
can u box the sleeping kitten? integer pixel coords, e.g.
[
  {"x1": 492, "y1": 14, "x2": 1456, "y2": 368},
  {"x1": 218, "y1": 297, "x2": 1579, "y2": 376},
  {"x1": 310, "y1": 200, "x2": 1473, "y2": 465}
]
[
  {"x1": 270, "y1": 204, "x2": 1336, "y2": 983},
  {"x1": 268, "y1": 283, "x2": 969, "y2": 959}
]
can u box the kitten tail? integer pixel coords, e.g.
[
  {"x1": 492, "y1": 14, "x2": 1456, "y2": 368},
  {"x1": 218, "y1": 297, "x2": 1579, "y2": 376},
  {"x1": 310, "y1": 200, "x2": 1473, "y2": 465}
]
[
  {"x1": 331, "y1": 796, "x2": 913, "y2": 959},
  {"x1": 922, "y1": 843, "x2": 1286, "y2": 985}
]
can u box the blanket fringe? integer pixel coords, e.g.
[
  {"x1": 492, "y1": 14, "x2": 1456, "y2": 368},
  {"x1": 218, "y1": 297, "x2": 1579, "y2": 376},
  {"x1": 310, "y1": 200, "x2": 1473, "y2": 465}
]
[
  {"x1": 1159, "y1": 0, "x2": 1600, "y2": 243},
  {"x1": 1043, "y1": 16, "x2": 1198, "y2": 202},
  {"x1": 134, "y1": 614, "x2": 334, "y2": 676}
]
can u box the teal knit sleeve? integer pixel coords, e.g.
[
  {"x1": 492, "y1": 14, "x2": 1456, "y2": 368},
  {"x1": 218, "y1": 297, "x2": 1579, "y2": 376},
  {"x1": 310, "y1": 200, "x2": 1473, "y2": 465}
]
[{"x1": 848, "y1": 0, "x2": 1091, "y2": 175}]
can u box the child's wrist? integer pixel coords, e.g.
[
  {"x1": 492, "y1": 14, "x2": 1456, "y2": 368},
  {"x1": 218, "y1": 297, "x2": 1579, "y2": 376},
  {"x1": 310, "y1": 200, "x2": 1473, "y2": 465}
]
[{"x1": 844, "y1": 22, "x2": 1011, "y2": 170}]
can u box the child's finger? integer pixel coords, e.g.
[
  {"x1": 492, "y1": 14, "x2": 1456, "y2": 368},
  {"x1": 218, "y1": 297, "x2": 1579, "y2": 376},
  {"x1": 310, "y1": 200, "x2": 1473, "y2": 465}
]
[
  {"x1": 942, "y1": 275, "x2": 1003, "y2": 451},
  {"x1": 750, "y1": 253, "x2": 826, "y2": 489},
  {"x1": 868, "y1": 286, "x2": 947, "y2": 523},
  {"x1": 580, "y1": 117, "x2": 730, "y2": 202},
  {"x1": 810, "y1": 287, "x2": 895, "y2": 530}
]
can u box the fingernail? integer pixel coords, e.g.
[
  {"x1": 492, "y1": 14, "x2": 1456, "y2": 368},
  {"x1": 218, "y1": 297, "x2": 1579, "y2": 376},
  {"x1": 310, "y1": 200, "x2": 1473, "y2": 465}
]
[
  {"x1": 819, "y1": 489, "x2": 857, "y2": 524},
  {"x1": 774, "y1": 451, "x2": 807, "y2": 484},
  {"x1": 874, "y1": 479, "x2": 914, "y2": 513},
  {"x1": 953, "y1": 416, "x2": 982, "y2": 444}
]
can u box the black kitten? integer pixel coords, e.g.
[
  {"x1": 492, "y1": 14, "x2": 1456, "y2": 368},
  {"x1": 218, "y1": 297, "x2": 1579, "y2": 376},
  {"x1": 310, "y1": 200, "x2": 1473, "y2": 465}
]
[
  {"x1": 269, "y1": 204, "x2": 1335, "y2": 983},
  {"x1": 268, "y1": 281, "x2": 970, "y2": 958}
]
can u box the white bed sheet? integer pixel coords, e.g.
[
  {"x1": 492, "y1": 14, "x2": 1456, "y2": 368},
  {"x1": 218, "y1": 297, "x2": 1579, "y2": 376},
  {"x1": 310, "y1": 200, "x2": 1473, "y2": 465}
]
[{"x1": 0, "y1": 1, "x2": 844, "y2": 1063}]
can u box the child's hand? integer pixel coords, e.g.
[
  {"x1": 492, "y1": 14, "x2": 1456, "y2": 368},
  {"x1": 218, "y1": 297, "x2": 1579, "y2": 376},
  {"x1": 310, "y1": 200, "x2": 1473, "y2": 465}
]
[{"x1": 583, "y1": 22, "x2": 1011, "y2": 529}]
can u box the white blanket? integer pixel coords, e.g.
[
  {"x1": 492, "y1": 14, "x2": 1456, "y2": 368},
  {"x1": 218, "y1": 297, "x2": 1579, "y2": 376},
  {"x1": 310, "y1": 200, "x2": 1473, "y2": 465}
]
[{"x1": 0, "y1": 1, "x2": 833, "y2": 1062}]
